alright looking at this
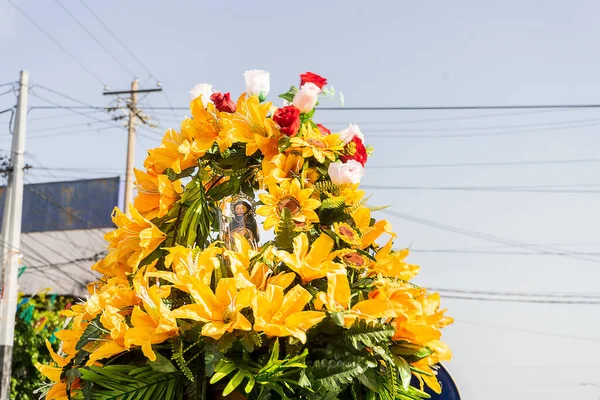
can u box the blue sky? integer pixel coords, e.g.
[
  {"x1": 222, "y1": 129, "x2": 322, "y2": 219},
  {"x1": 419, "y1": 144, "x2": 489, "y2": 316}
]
[{"x1": 2, "y1": 0, "x2": 600, "y2": 398}]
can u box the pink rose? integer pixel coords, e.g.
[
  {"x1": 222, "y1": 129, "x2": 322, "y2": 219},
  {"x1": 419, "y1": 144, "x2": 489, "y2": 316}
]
[
  {"x1": 328, "y1": 160, "x2": 365, "y2": 184},
  {"x1": 292, "y1": 82, "x2": 320, "y2": 113},
  {"x1": 338, "y1": 124, "x2": 364, "y2": 145}
]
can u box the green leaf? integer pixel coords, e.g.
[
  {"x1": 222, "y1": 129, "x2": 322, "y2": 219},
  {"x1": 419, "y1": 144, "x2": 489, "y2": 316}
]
[
  {"x1": 344, "y1": 320, "x2": 395, "y2": 350},
  {"x1": 394, "y1": 356, "x2": 412, "y2": 391},
  {"x1": 78, "y1": 364, "x2": 184, "y2": 400},
  {"x1": 274, "y1": 207, "x2": 297, "y2": 252},
  {"x1": 223, "y1": 370, "x2": 245, "y2": 396},
  {"x1": 330, "y1": 312, "x2": 346, "y2": 327},
  {"x1": 149, "y1": 353, "x2": 177, "y2": 373},
  {"x1": 75, "y1": 315, "x2": 104, "y2": 351},
  {"x1": 279, "y1": 86, "x2": 298, "y2": 103}
]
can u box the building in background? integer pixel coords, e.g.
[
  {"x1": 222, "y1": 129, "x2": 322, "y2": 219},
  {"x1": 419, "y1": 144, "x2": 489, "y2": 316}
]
[{"x1": 0, "y1": 177, "x2": 120, "y2": 296}]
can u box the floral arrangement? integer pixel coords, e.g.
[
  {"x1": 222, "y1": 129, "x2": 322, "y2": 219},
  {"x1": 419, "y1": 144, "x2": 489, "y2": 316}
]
[{"x1": 38, "y1": 70, "x2": 453, "y2": 400}]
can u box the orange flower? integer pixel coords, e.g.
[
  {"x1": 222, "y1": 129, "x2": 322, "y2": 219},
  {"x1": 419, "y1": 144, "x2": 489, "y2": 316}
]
[
  {"x1": 102, "y1": 206, "x2": 166, "y2": 271},
  {"x1": 253, "y1": 284, "x2": 325, "y2": 343},
  {"x1": 134, "y1": 169, "x2": 183, "y2": 220}
]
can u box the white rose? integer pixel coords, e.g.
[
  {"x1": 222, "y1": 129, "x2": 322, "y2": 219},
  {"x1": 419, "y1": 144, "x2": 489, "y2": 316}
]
[
  {"x1": 243, "y1": 69, "x2": 270, "y2": 100},
  {"x1": 292, "y1": 83, "x2": 320, "y2": 113},
  {"x1": 338, "y1": 124, "x2": 364, "y2": 145},
  {"x1": 189, "y1": 83, "x2": 214, "y2": 107},
  {"x1": 328, "y1": 160, "x2": 365, "y2": 184}
]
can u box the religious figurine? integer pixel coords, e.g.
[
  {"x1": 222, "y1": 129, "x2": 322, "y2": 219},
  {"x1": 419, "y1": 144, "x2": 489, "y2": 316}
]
[{"x1": 219, "y1": 193, "x2": 259, "y2": 250}]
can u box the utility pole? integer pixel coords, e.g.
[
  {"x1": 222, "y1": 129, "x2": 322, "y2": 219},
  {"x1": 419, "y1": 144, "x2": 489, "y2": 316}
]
[
  {"x1": 0, "y1": 70, "x2": 28, "y2": 400},
  {"x1": 104, "y1": 82, "x2": 162, "y2": 215}
]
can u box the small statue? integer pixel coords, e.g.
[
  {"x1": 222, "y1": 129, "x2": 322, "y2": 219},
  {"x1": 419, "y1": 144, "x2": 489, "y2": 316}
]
[{"x1": 220, "y1": 193, "x2": 259, "y2": 250}]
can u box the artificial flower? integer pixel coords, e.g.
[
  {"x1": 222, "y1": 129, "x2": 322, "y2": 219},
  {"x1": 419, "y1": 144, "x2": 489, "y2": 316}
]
[
  {"x1": 134, "y1": 169, "x2": 183, "y2": 220},
  {"x1": 273, "y1": 105, "x2": 301, "y2": 136},
  {"x1": 328, "y1": 160, "x2": 365, "y2": 184},
  {"x1": 252, "y1": 284, "x2": 325, "y2": 343},
  {"x1": 275, "y1": 233, "x2": 343, "y2": 283},
  {"x1": 210, "y1": 92, "x2": 236, "y2": 113},
  {"x1": 300, "y1": 72, "x2": 327, "y2": 90},
  {"x1": 340, "y1": 135, "x2": 368, "y2": 166},
  {"x1": 290, "y1": 123, "x2": 343, "y2": 163},
  {"x1": 293, "y1": 82, "x2": 320, "y2": 113},
  {"x1": 338, "y1": 123, "x2": 364, "y2": 145},
  {"x1": 103, "y1": 206, "x2": 166, "y2": 270},
  {"x1": 257, "y1": 179, "x2": 321, "y2": 230},
  {"x1": 261, "y1": 153, "x2": 305, "y2": 187},
  {"x1": 370, "y1": 239, "x2": 420, "y2": 280},
  {"x1": 333, "y1": 222, "x2": 362, "y2": 247},
  {"x1": 148, "y1": 244, "x2": 223, "y2": 291},
  {"x1": 171, "y1": 278, "x2": 254, "y2": 340},
  {"x1": 221, "y1": 94, "x2": 279, "y2": 157},
  {"x1": 189, "y1": 83, "x2": 214, "y2": 105},
  {"x1": 144, "y1": 129, "x2": 197, "y2": 175},
  {"x1": 317, "y1": 123, "x2": 331, "y2": 135},
  {"x1": 124, "y1": 281, "x2": 178, "y2": 361},
  {"x1": 243, "y1": 69, "x2": 270, "y2": 100}
]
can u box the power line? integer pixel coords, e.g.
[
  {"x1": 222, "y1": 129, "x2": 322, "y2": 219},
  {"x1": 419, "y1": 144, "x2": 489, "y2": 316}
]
[
  {"x1": 454, "y1": 319, "x2": 600, "y2": 343},
  {"x1": 369, "y1": 158, "x2": 600, "y2": 169},
  {"x1": 362, "y1": 117, "x2": 600, "y2": 133},
  {"x1": 442, "y1": 294, "x2": 600, "y2": 304},
  {"x1": 31, "y1": 84, "x2": 97, "y2": 108},
  {"x1": 368, "y1": 120, "x2": 600, "y2": 139},
  {"x1": 29, "y1": 110, "x2": 105, "y2": 121},
  {"x1": 79, "y1": 0, "x2": 155, "y2": 79},
  {"x1": 52, "y1": 0, "x2": 136, "y2": 77},
  {"x1": 28, "y1": 125, "x2": 120, "y2": 139},
  {"x1": 431, "y1": 287, "x2": 600, "y2": 300},
  {"x1": 363, "y1": 183, "x2": 600, "y2": 193},
  {"x1": 28, "y1": 119, "x2": 122, "y2": 134},
  {"x1": 411, "y1": 248, "x2": 600, "y2": 256},
  {"x1": 381, "y1": 209, "x2": 600, "y2": 264},
  {"x1": 128, "y1": 103, "x2": 600, "y2": 112},
  {"x1": 7, "y1": 0, "x2": 105, "y2": 86}
]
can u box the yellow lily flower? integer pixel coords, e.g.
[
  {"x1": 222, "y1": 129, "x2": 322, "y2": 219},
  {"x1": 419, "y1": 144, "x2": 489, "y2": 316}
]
[
  {"x1": 87, "y1": 305, "x2": 129, "y2": 365},
  {"x1": 103, "y1": 206, "x2": 166, "y2": 271},
  {"x1": 290, "y1": 123, "x2": 343, "y2": 163},
  {"x1": 133, "y1": 169, "x2": 183, "y2": 220},
  {"x1": 144, "y1": 128, "x2": 197, "y2": 175},
  {"x1": 352, "y1": 207, "x2": 395, "y2": 249},
  {"x1": 253, "y1": 284, "x2": 325, "y2": 343},
  {"x1": 261, "y1": 152, "x2": 306, "y2": 187},
  {"x1": 275, "y1": 233, "x2": 344, "y2": 283},
  {"x1": 220, "y1": 94, "x2": 279, "y2": 156},
  {"x1": 369, "y1": 240, "x2": 420, "y2": 280},
  {"x1": 315, "y1": 272, "x2": 397, "y2": 326},
  {"x1": 170, "y1": 278, "x2": 254, "y2": 340},
  {"x1": 124, "y1": 281, "x2": 178, "y2": 361},
  {"x1": 257, "y1": 179, "x2": 321, "y2": 231},
  {"x1": 149, "y1": 244, "x2": 222, "y2": 291}
]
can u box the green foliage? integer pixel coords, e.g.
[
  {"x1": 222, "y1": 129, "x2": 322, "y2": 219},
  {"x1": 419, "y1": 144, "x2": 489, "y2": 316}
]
[
  {"x1": 209, "y1": 339, "x2": 308, "y2": 399},
  {"x1": 11, "y1": 294, "x2": 75, "y2": 400},
  {"x1": 344, "y1": 320, "x2": 396, "y2": 350},
  {"x1": 177, "y1": 180, "x2": 212, "y2": 247},
  {"x1": 78, "y1": 364, "x2": 185, "y2": 400},
  {"x1": 274, "y1": 207, "x2": 297, "y2": 252},
  {"x1": 308, "y1": 358, "x2": 368, "y2": 393},
  {"x1": 278, "y1": 86, "x2": 298, "y2": 103},
  {"x1": 75, "y1": 315, "x2": 105, "y2": 351}
]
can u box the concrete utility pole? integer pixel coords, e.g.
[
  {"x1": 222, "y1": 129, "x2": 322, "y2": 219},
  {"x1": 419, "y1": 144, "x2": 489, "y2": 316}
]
[
  {"x1": 0, "y1": 70, "x2": 28, "y2": 400},
  {"x1": 104, "y1": 82, "x2": 162, "y2": 215}
]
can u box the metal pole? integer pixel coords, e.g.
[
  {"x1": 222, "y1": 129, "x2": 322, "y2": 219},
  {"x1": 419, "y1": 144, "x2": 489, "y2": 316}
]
[
  {"x1": 0, "y1": 70, "x2": 28, "y2": 400},
  {"x1": 124, "y1": 79, "x2": 138, "y2": 215}
]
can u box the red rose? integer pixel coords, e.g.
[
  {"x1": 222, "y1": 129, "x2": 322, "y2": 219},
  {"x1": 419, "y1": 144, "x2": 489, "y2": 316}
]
[
  {"x1": 316, "y1": 123, "x2": 331, "y2": 136},
  {"x1": 300, "y1": 72, "x2": 327, "y2": 90},
  {"x1": 273, "y1": 106, "x2": 301, "y2": 137},
  {"x1": 340, "y1": 136, "x2": 368, "y2": 166},
  {"x1": 210, "y1": 92, "x2": 236, "y2": 113}
]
